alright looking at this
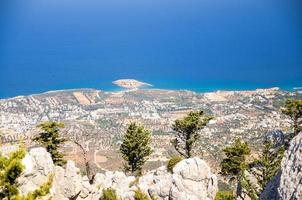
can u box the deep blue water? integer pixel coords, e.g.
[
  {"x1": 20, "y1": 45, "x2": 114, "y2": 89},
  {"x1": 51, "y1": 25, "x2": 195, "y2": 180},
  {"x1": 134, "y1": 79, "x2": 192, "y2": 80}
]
[{"x1": 0, "y1": 0, "x2": 302, "y2": 98}]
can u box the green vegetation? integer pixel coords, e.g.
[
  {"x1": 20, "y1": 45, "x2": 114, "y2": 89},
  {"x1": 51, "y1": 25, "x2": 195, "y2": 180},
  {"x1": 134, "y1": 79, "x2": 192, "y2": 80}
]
[
  {"x1": 120, "y1": 122, "x2": 153, "y2": 176},
  {"x1": 0, "y1": 148, "x2": 52, "y2": 200},
  {"x1": 100, "y1": 188, "x2": 119, "y2": 200},
  {"x1": 129, "y1": 177, "x2": 140, "y2": 188},
  {"x1": 220, "y1": 139, "x2": 252, "y2": 199},
  {"x1": 220, "y1": 137, "x2": 285, "y2": 200},
  {"x1": 281, "y1": 99, "x2": 302, "y2": 140},
  {"x1": 171, "y1": 111, "x2": 213, "y2": 158},
  {"x1": 167, "y1": 155, "x2": 183, "y2": 173},
  {"x1": 237, "y1": 172, "x2": 259, "y2": 200},
  {"x1": 214, "y1": 191, "x2": 236, "y2": 200},
  {"x1": 220, "y1": 139, "x2": 251, "y2": 177},
  {"x1": 33, "y1": 121, "x2": 66, "y2": 166},
  {"x1": 23, "y1": 174, "x2": 53, "y2": 200},
  {"x1": 253, "y1": 141, "x2": 285, "y2": 189},
  {"x1": 0, "y1": 149, "x2": 26, "y2": 199},
  {"x1": 134, "y1": 189, "x2": 149, "y2": 200}
]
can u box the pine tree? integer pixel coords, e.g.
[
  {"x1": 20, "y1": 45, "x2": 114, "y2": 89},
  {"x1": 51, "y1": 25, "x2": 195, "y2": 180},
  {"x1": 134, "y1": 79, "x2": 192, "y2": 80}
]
[
  {"x1": 220, "y1": 139, "x2": 253, "y2": 199},
  {"x1": 120, "y1": 122, "x2": 153, "y2": 176},
  {"x1": 34, "y1": 121, "x2": 66, "y2": 166},
  {"x1": 254, "y1": 141, "x2": 285, "y2": 189},
  {"x1": 220, "y1": 138, "x2": 251, "y2": 177},
  {"x1": 171, "y1": 111, "x2": 213, "y2": 158},
  {"x1": 281, "y1": 99, "x2": 302, "y2": 140}
]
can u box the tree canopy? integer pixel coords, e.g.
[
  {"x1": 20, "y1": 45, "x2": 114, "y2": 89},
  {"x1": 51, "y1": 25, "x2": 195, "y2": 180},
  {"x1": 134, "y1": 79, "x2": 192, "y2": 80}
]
[
  {"x1": 172, "y1": 111, "x2": 213, "y2": 158},
  {"x1": 120, "y1": 122, "x2": 153, "y2": 175},
  {"x1": 220, "y1": 138, "x2": 251, "y2": 177},
  {"x1": 34, "y1": 121, "x2": 66, "y2": 166},
  {"x1": 281, "y1": 99, "x2": 302, "y2": 139}
]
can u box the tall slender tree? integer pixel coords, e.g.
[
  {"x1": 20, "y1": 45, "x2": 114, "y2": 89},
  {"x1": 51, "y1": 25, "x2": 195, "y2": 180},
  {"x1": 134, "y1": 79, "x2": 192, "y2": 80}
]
[
  {"x1": 120, "y1": 122, "x2": 153, "y2": 175},
  {"x1": 34, "y1": 121, "x2": 66, "y2": 166},
  {"x1": 252, "y1": 140, "x2": 285, "y2": 189},
  {"x1": 220, "y1": 139, "x2": 253, "y2": 199},
  {"x1": 281, "y1": 99, "x2": 302, "y2": 140},
  {"x1": 171, "y1": 111, "x2": 212, "y2": 158}
]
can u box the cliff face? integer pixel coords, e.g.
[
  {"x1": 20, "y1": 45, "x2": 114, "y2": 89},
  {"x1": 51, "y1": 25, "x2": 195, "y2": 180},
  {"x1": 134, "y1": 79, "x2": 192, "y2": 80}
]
[
  {"x1": 278, "y1": 132, "x2": 302, "y2": 200},
  {"x1": 260, "y1": 132, "x2": 302, "y2": 200},
  {"x1": 18, "y1": 147, "x2": 218, "y2": 200}
]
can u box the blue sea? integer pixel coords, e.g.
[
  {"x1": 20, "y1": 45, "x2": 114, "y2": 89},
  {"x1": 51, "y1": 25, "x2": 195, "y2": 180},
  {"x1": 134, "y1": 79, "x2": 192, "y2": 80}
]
[{"x1": 0, "y1": 0, "x2": 302, "y2": 98}]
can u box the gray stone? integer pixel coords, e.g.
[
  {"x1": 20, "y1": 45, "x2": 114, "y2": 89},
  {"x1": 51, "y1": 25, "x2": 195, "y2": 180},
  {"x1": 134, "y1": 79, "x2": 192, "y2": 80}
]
[
  {"x1": 278, "y1": 132, "x2": 302, "y2": 200},
  {"x1": 18, "y1": 148, "x2": 218, "y2": 200}
]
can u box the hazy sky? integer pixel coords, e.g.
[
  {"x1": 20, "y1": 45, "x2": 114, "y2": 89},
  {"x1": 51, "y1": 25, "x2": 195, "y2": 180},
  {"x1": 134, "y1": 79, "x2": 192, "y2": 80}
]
[{"x1": 0, "y1": 0, "x2": 301, "y2": 97}]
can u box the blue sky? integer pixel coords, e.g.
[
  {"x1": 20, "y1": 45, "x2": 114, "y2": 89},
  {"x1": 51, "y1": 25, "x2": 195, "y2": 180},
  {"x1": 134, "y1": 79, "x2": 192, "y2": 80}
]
[{"x1": 0, "y1": 0, "x2": 301, "y2": 97}]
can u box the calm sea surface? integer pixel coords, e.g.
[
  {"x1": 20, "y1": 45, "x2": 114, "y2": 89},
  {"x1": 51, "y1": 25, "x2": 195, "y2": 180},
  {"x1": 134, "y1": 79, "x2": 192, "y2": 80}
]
[{"x1": 0, "y1": 0, "x2": 302, "y2": 98}]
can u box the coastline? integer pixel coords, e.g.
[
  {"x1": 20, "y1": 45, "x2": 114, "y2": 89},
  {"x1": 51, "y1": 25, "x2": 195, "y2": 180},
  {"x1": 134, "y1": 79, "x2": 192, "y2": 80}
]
[{"x1": 1, "y1": 84, "x2": 301, "y2": 100}]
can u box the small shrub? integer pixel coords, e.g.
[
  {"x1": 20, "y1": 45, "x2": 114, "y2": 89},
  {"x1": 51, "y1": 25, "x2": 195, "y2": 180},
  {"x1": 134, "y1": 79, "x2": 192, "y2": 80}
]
[
  {"x1": 129, "y1": 177, "x2": 140, "y2": 188},
  {"x1": 214, "y1": 191, "x2": 235, "y2": 200},
  {"x1": 134, "y1": 189, "x2": 149, "y2": 200},
  {"x1": 167, "y1": 156, "x2": 183, "y2": 173},
  {"x1": 25, "y1": 174, "x2": 54, "y2": 200},
  {"x1": 100, "y1": 188, "x2": 119, "y2": 200}
]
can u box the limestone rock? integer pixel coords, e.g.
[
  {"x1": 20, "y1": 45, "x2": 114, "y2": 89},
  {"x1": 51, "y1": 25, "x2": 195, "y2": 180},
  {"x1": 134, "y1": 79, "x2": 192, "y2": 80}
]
[
  {"x1": 259, "y1": 171, "x2": 281, "y2": 200},
  {"x1": 138, "y1": 158, "x2": 218, "y2": 200},
  {"x1": 18, "y1": 147, "x2": 54, "y2": 195},
  {"x1": 18, "y1": 148, "x2": 218, "y2": 200},
  {"x1": 278, "y1": 132, "x2": 302, "y2": 200},
  {"x1": 260, "y1": 132, "x2": 302, "y2": 200},
  {"x1": 171, "y1": 158, "x2": 218, "y2": 200}
]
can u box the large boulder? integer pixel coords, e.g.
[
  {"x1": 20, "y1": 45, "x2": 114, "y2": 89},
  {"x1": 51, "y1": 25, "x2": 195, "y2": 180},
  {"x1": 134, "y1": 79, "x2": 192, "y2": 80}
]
[
  {"x1": 93, "y1": 171, "x2": 136, "y2": 199},
  {"x1": 18, "y1": 147, "x2": 55, "y2": 195},
  {"x1": 138, "y1": 157, "x2": 218, "y2": 200}
]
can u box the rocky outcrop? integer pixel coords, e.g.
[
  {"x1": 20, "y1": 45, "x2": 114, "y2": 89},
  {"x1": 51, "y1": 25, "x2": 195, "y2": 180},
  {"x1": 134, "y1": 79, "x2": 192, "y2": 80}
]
[
  {"x1": 278, "y1": 132, "x2": 302, "y2": 200},
  {"x1": 18, "y1": 147, "x2": 218, "y2": 200},
  {"x1": 259, "y1": 171, "x2": 281, "y2": 200},
  {"x1": 138, "y1": 158, "x2": 218, "y2": 200},
  {"x1": 260, "y1": 132, "x2": 302, "y2": 200}
]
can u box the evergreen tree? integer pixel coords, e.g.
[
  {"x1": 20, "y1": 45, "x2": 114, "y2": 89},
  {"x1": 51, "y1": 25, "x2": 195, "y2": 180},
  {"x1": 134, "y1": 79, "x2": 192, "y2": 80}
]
[
  {"x1": 171, "y1": 111, "x2": 212, "y2": 158},
  {"x1": 281, "y1": 99, "x2": 302, "y2": 140},
  {"x1": 0, "y1": 148, "x2": 53, "y2": 200},
  {"x1": 120, "y1": 122, "x2": 153, "y2": 175},
  {"x1": 220, "y1": 139, "x2": 251, "y2": 177},
  {"x1": 34, "y1": 121, "x2": 66, "y2": 166},
  {"x1": 220, "y1": 139, "x2": 253, "y2": 199},
  {"x1": 252, "y1": 141, "x2": 285, "y2": 189},
  {"x1": 221, "y1": 138, "x2": 285, "y2": 200}
]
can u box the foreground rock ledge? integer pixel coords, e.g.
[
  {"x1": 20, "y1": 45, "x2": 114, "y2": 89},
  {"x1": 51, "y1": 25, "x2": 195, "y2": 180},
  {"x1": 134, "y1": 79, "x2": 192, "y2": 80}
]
[{"x1": 18, "y1": 148, "x2": 218, "y2": 200}]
